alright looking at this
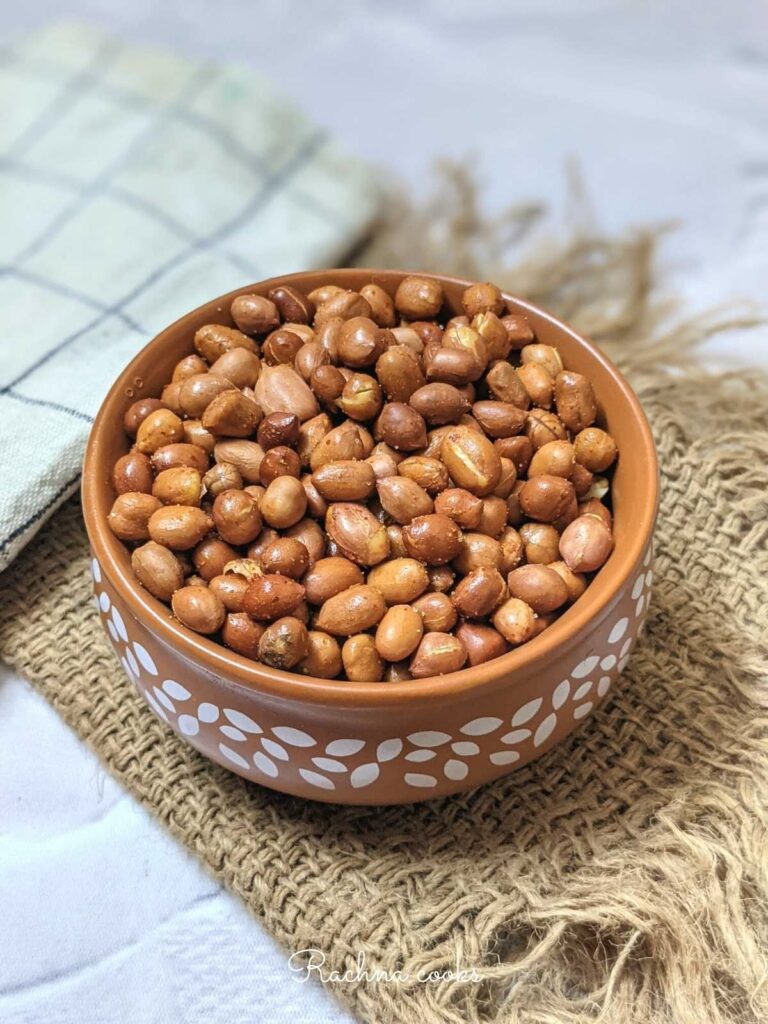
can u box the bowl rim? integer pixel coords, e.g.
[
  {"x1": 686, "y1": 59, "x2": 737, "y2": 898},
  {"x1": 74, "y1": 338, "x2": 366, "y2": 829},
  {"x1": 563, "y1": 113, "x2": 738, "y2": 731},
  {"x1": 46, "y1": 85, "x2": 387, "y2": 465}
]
[{"x1": 83, "y1": 268, "x2": 658, "y2": 708}]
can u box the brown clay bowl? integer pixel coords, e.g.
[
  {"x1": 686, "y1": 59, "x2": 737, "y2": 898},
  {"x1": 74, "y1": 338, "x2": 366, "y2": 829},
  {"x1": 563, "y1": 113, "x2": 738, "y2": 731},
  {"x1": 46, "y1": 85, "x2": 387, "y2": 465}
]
[{"x1": 82, "y1": 269, "x2": 658, "y2": 805}]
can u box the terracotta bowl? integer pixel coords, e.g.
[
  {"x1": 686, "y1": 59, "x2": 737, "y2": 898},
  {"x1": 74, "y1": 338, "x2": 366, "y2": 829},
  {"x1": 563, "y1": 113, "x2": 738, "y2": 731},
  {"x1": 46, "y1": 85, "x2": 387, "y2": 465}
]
[{"x1": 82, "y1": 269, "x2": 658, "y2": 805}]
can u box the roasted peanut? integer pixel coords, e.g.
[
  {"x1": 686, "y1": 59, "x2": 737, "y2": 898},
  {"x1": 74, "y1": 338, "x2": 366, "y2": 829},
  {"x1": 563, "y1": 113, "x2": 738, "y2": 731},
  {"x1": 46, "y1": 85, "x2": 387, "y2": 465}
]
[
  {"x1": 135, "y1": 408, "x2": 184, "y2": 453},
  {"x1": 559, "y1": 515, "x2": 614, "y2": 572},
  {"x1": 259, "y1": 446, "x2": 301, "y2": 484},
  {"x1": 367, "y1": 557, "x2": 429, "y2": 604},
  {"x1": 525, "y1": 409, "x2": 568, "y2": 450},
  {"x1": 409, "y1": 383, "x2": 470, "y2": 425},
  {"x1": 528, "y1": 440, "x2": 575, "y2": 479},
  {"x1": 402, "y1": 514, "x2": 462, "y2": 565},
  {"x1": 212, "y1": 440, "x2": 263, "y2": 484},
  {"x1": 194, "y1": 323, "x2": 256, "y2": 363},
  {"x1": 374, "y1": 403, "x2": 428, "y2": 451},
  {"x1": 471, "y1": 400, "x2": 527, "y2": 439},
  {"x1": 499, "y1": 313, "x2": 535, "y2": 349},
  {"x1": 424, "y1": 346, "x2": 478, "y2": 386},
  {"x1": 519, "y1": 522, "x2": 560, "y2": 564},
  {"x1": 360, "y1": 283, "x2": 397, "y2": 327},
  {"x1": 262, "y1": 328, "x2": 305, "y2": 366},
  {"x1": 151, "y1": 443, "x2": 209, "y2": 476},
  {"x1": 309, "y1": 422, "x2": 364, "y2": 471},
  {"x1": 112, "y1": 451, "x2": 153, "y2": 495},
  {"x1": 209, "y1": 574, "x2": 249, "y2": 612},
  {"x1": 171, "y1": 585, "x2": 225, "y2": 634},
  {"x1": 243, "y1": 573, "x2": 306, "y2": 620},
  {"x1": 314, "y1": 584, "x2": 387, "y2": 636},
  {"x1": 203, "y1": 462, "x2": 242, "y2": 498},
  {"x1": 495, "y1": 435, "x2": 534, "y2": 476},
  {"x1": 222, "y1": 612, "x2": 265, "y2": 658},
  {"x1": 131, "y1": 541, "x2": 185, "y2": 601},
  {"x1": 517, "y1": 363, "x2": 554, "y2": 409},
  {"x1": 181, "y1": 419, "x2": 215, "y2": 456},
  {"x1": 108, "y1": 492, "x2": 162, "y2": 541},
  {"x1": 375, "y1": 605, "x2": 424, "y2": 662},
  {"x1": 123, "y1": 397, "x2": 167, "y2": 438},
  {"x1": 201, "y1": 390, "x2": 261, "y2": 437},
  {"x1": 295, "y1": 341, "x2": 330, "y2": 383},
  {"x1": 554, "y1": 371, "x2": 597, "y2": 432},
  {"x1": 396, "y1": 456, "x2": 449, "y2": 495},
  {"x1": 372, "y1": 346, "x2": 424, "y2": 404},
  {"x1": 485, "y1": 361, "x2": 530, "y2": 409},
  {"x1": 433, "y1": 488, "x2": 483, "y2": 529},
  {"x1": 315, "y1": 289, "x2": 371, "y2": 325},
  {"x1": 303, "y1": 557, "x2": 364, "y2": 605},
  {"x1": 376, "y1": 476, "x2": 433, "y2": 525},
  {"x1": 256, "y1": 537, "x2": 309, "y2": 579},
  {"x1": 337, "y1": 317, "x2": 389, "y2": 368},
  {"x1": 492, "y1": 597, "x2": 536, "y2": 645},
  {"x1": 284, "y1": 518, "x2": 326, "y2": 566},
  {"x1": 548, "y1": 560, "x2": 587, "y2": 602},
  {"x1": 411, "y1": 591, "x2": 457, "y2": 632},
  {"x1": 179, "y1": 372, "x2": 236, "y2": 419},
  {"x1": 477, "y1": 496, "x2": 508, "y2": 538},
  {"x1": 312, "y1": 460, "x2": 376, "y2": 502},
  {"x1": 442, "y1": 324, "x2": 488, "y2": 378},
  {"x1": 338, "y1": 373, "x2": 383, "y2": 421},
  {"x1": 451, "y1": 567, "x2": 506, "y2": 618},
  {"x1": 260, "y1": 476, "x2": 307, "y2": 529},
  {"x1": 310, "y1": 364, "x2": 346, "y2": 406},
  {"x1": 231, "y1": 294, "x2": 280, "y2": 335},
  {"x1": 453, "y1": 533, "x2": 502, "y2": 574},
  {"x1": 267, "y1": 284, "x2": 315, "y2": 324},
  {"x1": 258, "y1": 617, "x2": 309, "y2": 669},
  {"x1": 521, "y1": 343, "x2": 563, "y2": 378},
  {"x1": 578, "y1": 497, "x2": 612, "y2": 529},
  {"x1": 472, "y1": 312, "x2": 510, "y2": 361},
  {"x1": 325, "y1": 503, "x2": 389, "y2": 566},
  {"x1": 519, "y1": 476, "x2": 576, "y2": 523},
  {"x1": 456, "y1": 622, "x2": 509, "y2": 667},
  {"x1": 342, "y1": 634, "x2": 383, "y2": 681},
  {"x1": 299, "y1": 630, "x2": 342, "y2": 678},
  {"x1": 210, "y1": 348, "x2": 262, "y2": 387},
  {"x1": 428, "y1": 565, "x2": 455, "y2": 592},
  {"x1": 193, "y1": 537, "x2": 240, "y2": 580},
  {"x1": 441, "y1": 426, "x2": 502, "y2": 496},
  {"x1": 254, "y1": 364, "x2": 318, "y2": 422},
  {"x1": 573, "y1": 427, "x2": 618, "y2": 472},
  {"x1": 212, "y1": 489, "x2": 262, "y2": 545},
  {"x1": 257, "y1": 412, "x2": 299, "y2": 451},
  {"x1": 152, "y1": 466, "x2": 202, "y2": 506},
  {"x1": 507, "y1": 564, "x2": 569, "y2": 614},
  {"x1": 410, "y1": 632, "x2": 467, "y2": 677},
  {"x1": 394, "y1": 275, "x2": 443, "y2": 319},
  {"x1": 462, "y1": 281, "x2": 505, "y2": 317}
]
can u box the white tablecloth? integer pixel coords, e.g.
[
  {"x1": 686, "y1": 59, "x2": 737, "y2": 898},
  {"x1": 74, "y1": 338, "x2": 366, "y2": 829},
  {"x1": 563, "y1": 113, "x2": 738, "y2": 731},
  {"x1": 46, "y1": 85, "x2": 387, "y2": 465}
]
[{"x1": 2, "y1": 2, "x2": 767, "y2": 1022}]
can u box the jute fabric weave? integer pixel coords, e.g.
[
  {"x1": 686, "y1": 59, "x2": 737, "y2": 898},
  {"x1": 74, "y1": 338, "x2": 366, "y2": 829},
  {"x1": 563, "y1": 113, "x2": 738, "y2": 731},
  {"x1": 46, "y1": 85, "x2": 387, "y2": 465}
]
[{"x1": 2, "y1": 189, "x2": 767, "y2": 1023}]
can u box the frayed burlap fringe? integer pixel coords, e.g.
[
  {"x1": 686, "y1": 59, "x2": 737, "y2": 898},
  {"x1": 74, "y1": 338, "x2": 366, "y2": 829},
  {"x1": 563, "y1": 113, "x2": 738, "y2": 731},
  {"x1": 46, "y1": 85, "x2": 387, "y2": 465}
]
[{"x1": 2, "y1": 167, "x2": 767, "y2": 1023}]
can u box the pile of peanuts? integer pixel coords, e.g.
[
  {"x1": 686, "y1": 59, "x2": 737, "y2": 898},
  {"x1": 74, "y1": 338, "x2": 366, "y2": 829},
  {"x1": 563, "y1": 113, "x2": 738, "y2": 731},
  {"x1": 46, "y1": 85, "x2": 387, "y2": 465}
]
[{"x1": 108, "y1": 276, "x2": 617, "y2": 681}]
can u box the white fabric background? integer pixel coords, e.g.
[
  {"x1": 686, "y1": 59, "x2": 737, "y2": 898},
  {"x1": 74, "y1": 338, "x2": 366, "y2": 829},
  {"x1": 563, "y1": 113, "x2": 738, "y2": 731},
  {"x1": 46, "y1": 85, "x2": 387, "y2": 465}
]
[{"x1": 2, "y1": 2, "x2": 767, "y2": 1023}]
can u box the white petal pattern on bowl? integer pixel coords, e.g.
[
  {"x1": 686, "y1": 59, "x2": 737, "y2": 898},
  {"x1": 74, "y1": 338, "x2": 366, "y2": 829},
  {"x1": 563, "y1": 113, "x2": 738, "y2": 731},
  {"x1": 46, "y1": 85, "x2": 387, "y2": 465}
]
[{"x1": 90, "y1": 545, "x2": 653, "y2": 792}]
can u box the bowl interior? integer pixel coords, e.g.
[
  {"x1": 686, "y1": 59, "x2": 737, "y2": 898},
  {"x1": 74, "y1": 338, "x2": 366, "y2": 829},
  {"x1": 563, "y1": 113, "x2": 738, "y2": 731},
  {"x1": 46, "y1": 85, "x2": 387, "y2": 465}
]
[{"x1": 83, "y1": 269, "x2": 658, "y2": 706}]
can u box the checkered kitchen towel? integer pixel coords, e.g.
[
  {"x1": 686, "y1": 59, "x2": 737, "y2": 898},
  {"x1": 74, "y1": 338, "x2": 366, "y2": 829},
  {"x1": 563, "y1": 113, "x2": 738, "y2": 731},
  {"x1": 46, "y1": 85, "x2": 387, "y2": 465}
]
[{"x1": 0, "y1": 22, "x2": 379, "y2": 571}]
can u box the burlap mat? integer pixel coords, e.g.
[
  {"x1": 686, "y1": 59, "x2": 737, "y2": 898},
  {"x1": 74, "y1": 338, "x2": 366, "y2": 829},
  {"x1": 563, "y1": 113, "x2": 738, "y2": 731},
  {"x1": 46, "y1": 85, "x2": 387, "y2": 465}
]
[{"x1": 2, "y1": 176, "x2": 767, "y2": 1023}]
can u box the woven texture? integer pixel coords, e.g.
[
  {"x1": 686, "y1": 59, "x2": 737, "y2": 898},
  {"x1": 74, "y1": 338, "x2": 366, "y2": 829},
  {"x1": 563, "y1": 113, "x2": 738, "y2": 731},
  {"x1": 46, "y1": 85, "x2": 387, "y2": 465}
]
[{"x1": 2, "y1": 209, "x2": 767, "y2": 1023}]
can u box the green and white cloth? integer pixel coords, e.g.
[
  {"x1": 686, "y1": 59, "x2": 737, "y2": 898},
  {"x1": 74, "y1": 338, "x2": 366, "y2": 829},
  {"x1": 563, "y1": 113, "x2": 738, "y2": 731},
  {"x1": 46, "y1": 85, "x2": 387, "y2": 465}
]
[{"x1": 0, "y1": 21, "x2": 379, "y2": 570}]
